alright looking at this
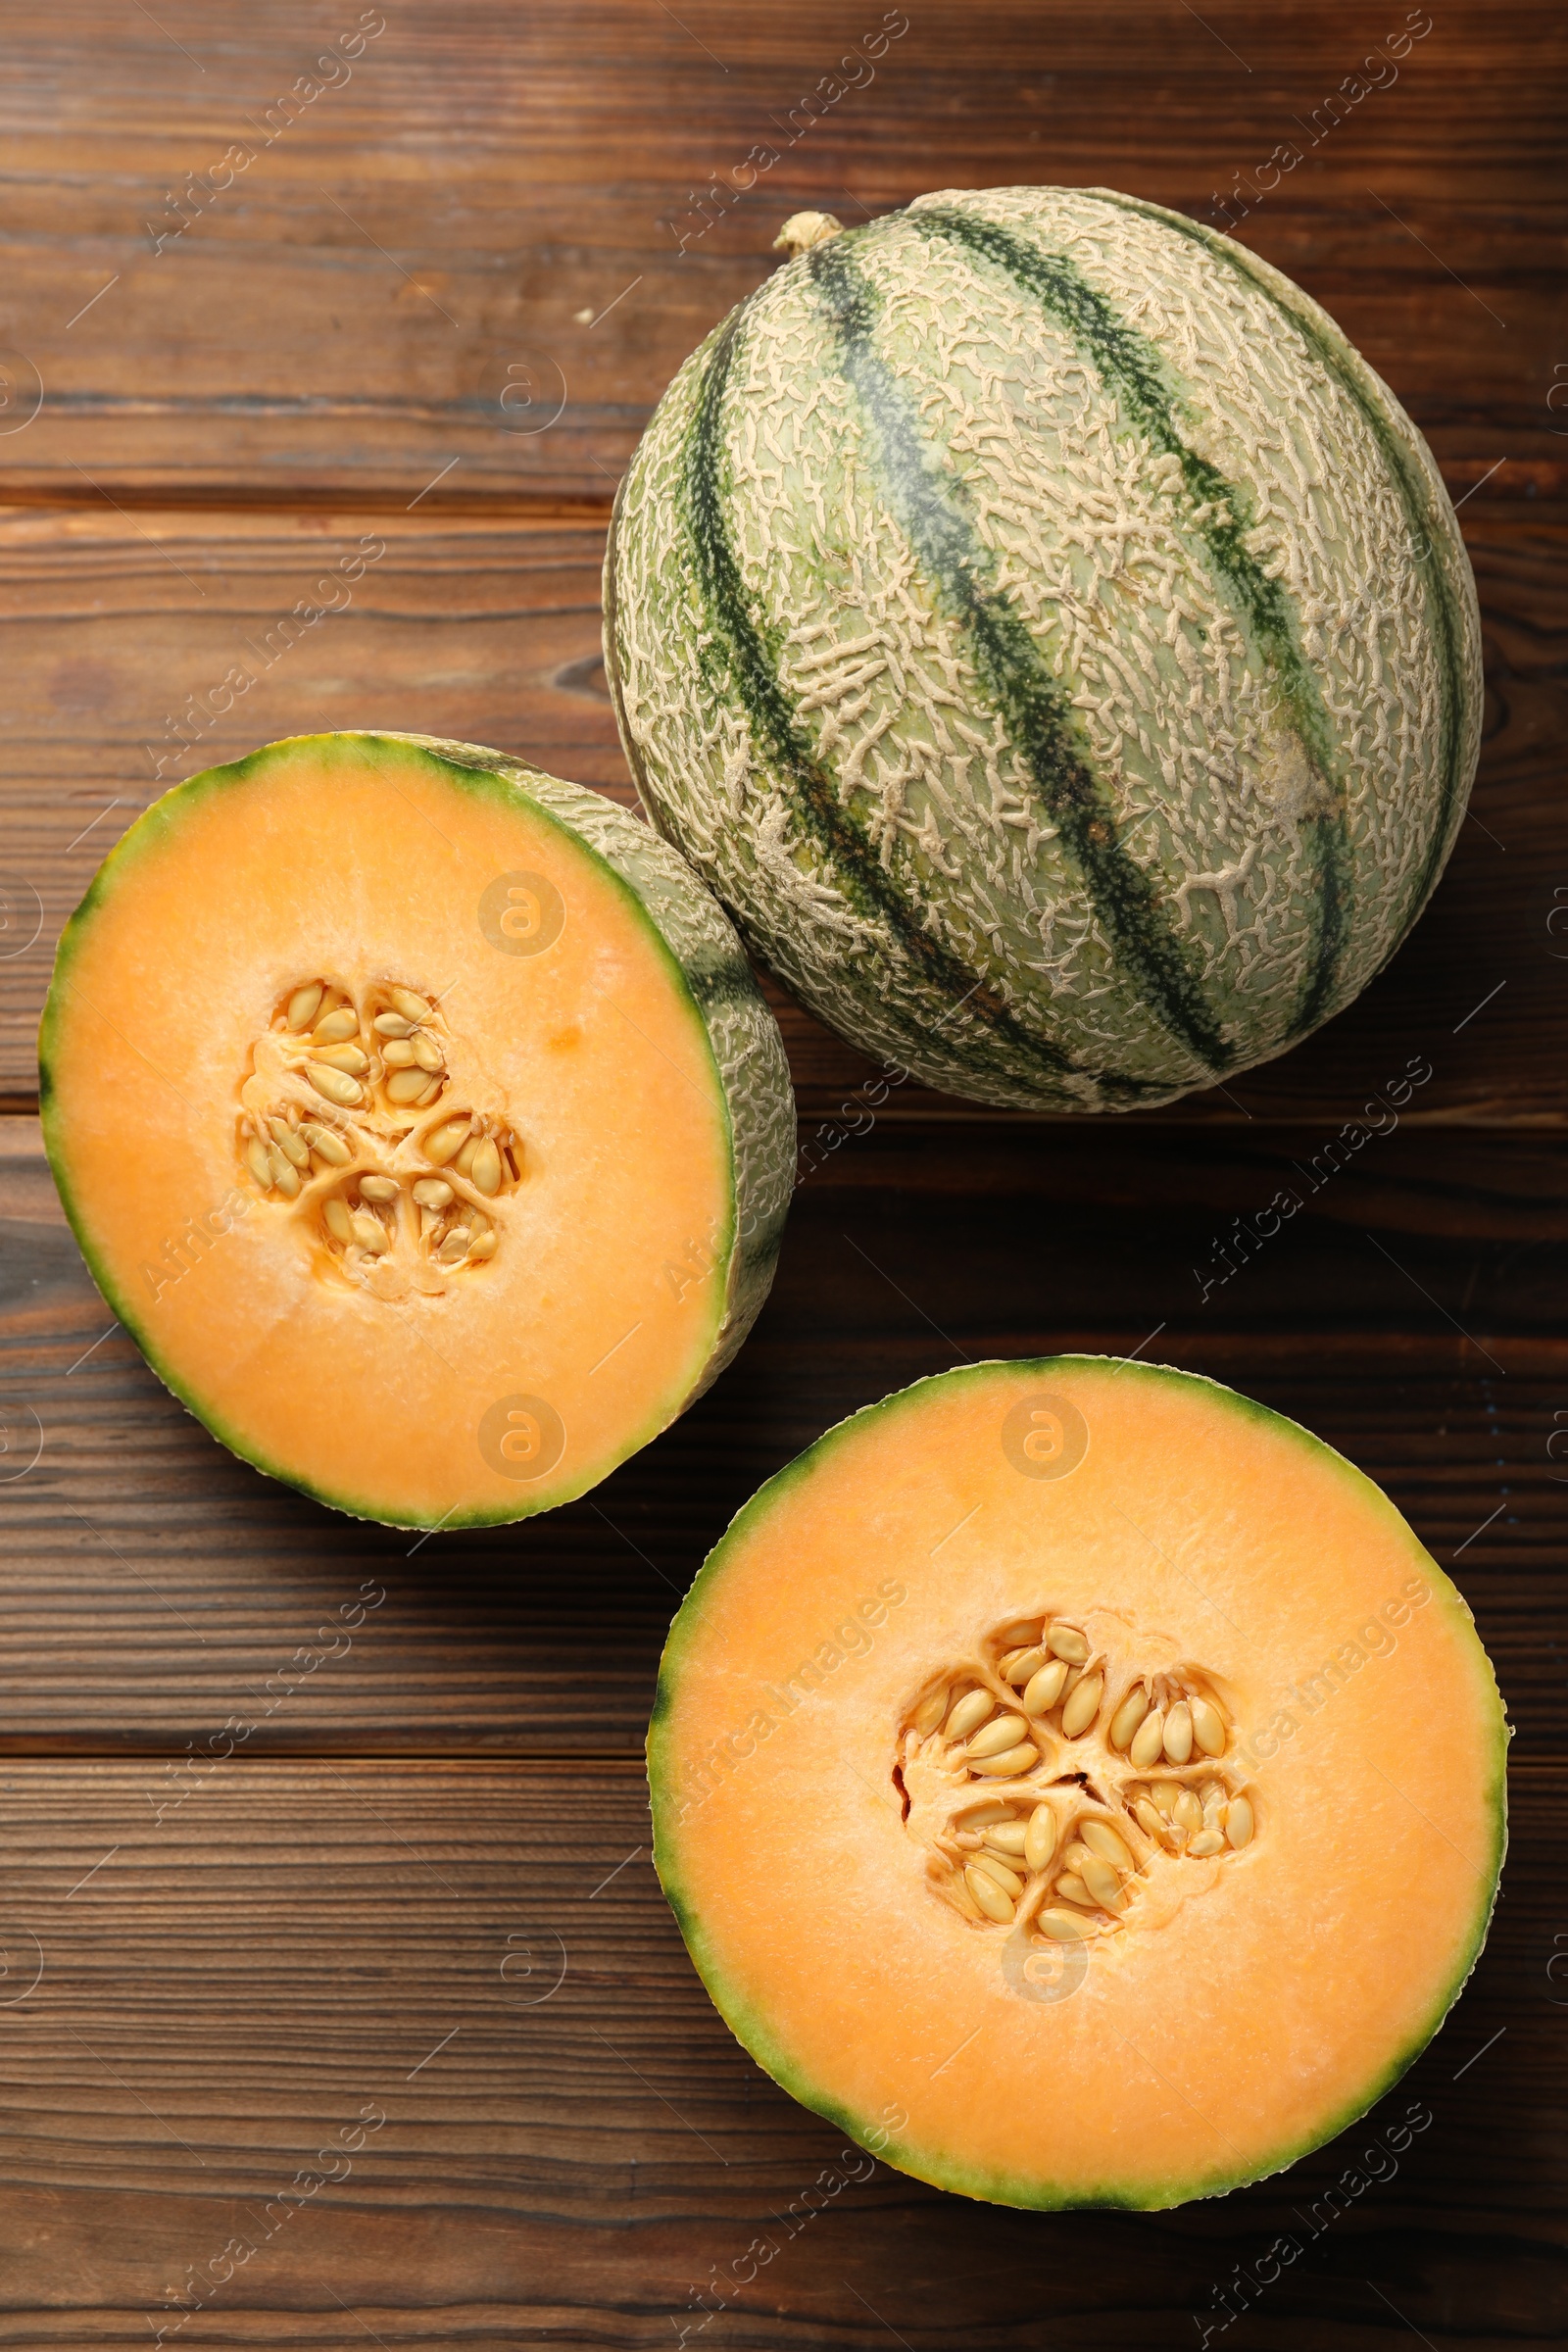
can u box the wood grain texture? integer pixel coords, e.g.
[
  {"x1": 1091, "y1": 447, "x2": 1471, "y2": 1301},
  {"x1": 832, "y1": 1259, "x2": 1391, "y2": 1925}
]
[
  {"x1": 0, "y1": 2, "x2": 1561, "y2": 502},
  {"x1": 0, "y1": 0, "x2": 1562, "y2": 2337},
  {"x1": 0, "y1": 1762, "x2": 1554, "y2": 2347},
  {"x1": 2, "y1": 1117, "x2": 1561, "y2": 1755},
  {"x1": 0, "y1": 508, "x2": 1562, "y2": 1120}
]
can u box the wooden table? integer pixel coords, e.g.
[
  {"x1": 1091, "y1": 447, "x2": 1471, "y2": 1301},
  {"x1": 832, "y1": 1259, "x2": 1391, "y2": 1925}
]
[{"x1": 0, "y1": 3, "x2": 1562, "y2": 2341}]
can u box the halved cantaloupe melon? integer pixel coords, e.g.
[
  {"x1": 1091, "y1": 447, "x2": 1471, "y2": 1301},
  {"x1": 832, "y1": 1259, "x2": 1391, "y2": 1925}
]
[
  {"x1": 40, "y1": 732, "x2": 795, "y2": 1527},
  {"x1": 649, "y1": 1356, "x2": 1507, "y2": 2208}
]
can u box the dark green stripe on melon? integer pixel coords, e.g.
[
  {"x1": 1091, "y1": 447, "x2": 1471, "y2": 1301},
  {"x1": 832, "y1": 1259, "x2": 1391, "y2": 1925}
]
[
  {"x1": 682, "y1": 301, "x2": 1161, "y2": 1106},
  {"x1": 1089, "y1": 188, "x2": 1473, "y2": 956},
  {"x1": 907, "y1": 203, "x2": 1352, "y2": 1042},
  {"x1": 808, "y1": 236, "x2": 1233, "y2": 1078}
]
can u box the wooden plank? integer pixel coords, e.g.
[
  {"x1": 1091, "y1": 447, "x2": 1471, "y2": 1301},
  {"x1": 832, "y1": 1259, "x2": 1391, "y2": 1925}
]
[
  {"x1": 0, "y1": 1, "x2": 1560, "y2": 502},
  {"x1": 0, "y1": 508, "x2": 1562, "y2": 1121},
  {"x1": 2, "y1": 1117, "x2": 1561, "y2": 1754},
  {"x1": 0, "y1": 1759, "x2": 1555, "y2": 2345}
]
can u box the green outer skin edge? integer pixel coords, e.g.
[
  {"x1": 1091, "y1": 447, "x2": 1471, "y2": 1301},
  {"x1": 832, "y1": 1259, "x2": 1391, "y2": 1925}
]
[
  {"x1": 1082, "y1": 186, "x2": 1479, "y2": 955},
  {"x1": 905, "y1": 204, "x2": 1350, "y2": 1044},
  {"x1": 647, "y1": 1353, "x2": 1509, "y2": 2212},
  {"x1": 38, "y1": 730, "x2": 796, "y2": 1531}
]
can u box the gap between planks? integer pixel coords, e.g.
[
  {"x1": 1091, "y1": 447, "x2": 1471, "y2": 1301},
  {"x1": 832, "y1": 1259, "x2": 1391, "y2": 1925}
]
[
  {"x1": 3, "y1": 1101, "x2": 1566, "y2": 1132},
  {"x1": 0, "y1": 1749, "x2": 652, "y2": 1770},
  {"x1": 0, "y1": 1751, "x2": 1559, "y2": 1775},
  {"x1": 0, "y1": 483, "x2": 620, "y2": 520}
]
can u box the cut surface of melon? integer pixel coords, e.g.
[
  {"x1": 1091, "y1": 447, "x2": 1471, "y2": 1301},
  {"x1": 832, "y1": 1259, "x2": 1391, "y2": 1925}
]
[
  {"x1": 649, "y1": 1357, "x2": 1507, "y2": 2209},
  {"x1": 40, "y1": 732, "x2": 794, "y2": 1526}
]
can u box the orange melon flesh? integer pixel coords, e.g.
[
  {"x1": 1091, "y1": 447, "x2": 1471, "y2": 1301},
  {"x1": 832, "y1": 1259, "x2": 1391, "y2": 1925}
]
[
  {"x1": 650, "y1": 1357, "x2": 1507, "y2": 2209},
  {"x1": 40, "y1": 733, "x2": 793, "y2": 1527}
]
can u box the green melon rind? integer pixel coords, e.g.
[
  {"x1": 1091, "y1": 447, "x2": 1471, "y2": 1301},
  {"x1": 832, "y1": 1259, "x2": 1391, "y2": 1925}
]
[
  {"x1": 647, "y1": 1354, "x2": 1508, "y2": 2211},
  {"x1": 39, "y1": 730, "x2": 796, "y2": 1530}
]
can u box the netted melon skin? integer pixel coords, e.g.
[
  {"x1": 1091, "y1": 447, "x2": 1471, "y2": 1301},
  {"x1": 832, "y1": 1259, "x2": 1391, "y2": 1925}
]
[{"x1": 605, "y1": 186, "x2": 1482, "y2": 1111}]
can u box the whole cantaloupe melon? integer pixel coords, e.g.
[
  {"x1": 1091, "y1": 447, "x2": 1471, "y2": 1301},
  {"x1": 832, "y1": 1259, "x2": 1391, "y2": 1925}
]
[
  {"x1": 605, "y1": 187, "x2": 1483, "y2": 1110},
  {"x1": 649, "y1": 1358, "x2": 1508, "y2": 2208}
]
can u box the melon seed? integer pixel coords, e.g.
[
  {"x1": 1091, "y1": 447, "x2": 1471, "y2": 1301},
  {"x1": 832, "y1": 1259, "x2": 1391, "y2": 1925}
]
[
  {"x1": 1021, "y1": 1659, "x2": 1069, "y2": 1716},
  {"x1": 382, "y1": 1039, "x2": 417, "y2": 1067},
  {"x1": 1024, "y1": 1805, "x2": 1056, "y2": 1872},
  {"x1": 1188, "y1": 1830, "x2": 1225, "y2": 1858},
  {"x1": 945, "y1": 1689, "x2": 994, "y2": 1741},
  {"x1": 373, "y1": 1011, "x2": 415, "y2": 1038},
  {"x1": 308, "y1": 1063, "x2": 363, "y2": 1107},
  {"x1": 385, "y1": 1067, "x2": 432, "y2": 1104},
  {"x1": 351, "y1": 1212, "x2": 389, "y2": 1254},
  {"x1": 267, "y1": 1149, "x2": 300, "y2": 1199},
  {"x1": 1150, "y1": 1781, "x2": 1178, "y2": 1818},
  {"x1": 1108, "y1": 1683, "x2": 1151, "y2": 1750},
  {"x1": 416, "y1": 1077, "x2": 443, "y2": 1106},
  {"x1": 1054, "y1": 1873, "x2": 1092, "y2": 1906},
  {"x1": 995, "y1": 1619, "x2": 1040, "y2": 1648},
  {"x1": 962, "y1": 1712, "x2": 1029, "y2": 1762},
  {"x1": 1131, "y1": 1797, "x2": 1166, "y2": 1841},
  {"x1": 454, "y1": 1135, "x2": 480, "y2": 1178},
  {"x1": 967, "y1": 1740, "x2": 1038, "y2": 1779},
  {"x1": 1046, "y1": 1622, "x2": 1090, "y2": 1664},
  {"x1": 1060, "y1": 1672, "x2": 1103, "y2": 1740},
  {"x1": 1080, "y1": 1857, "x2": 1127, "y2": 1911},
  {"x1": 313, "y1": 1043, "x2": 369, "y2": 1076},
  {"x1": 1038, "y1": 1908, "x2": 1093, "y2": 1942},
  {"x1": 312, "y1": 1007, "x2": 361, "y2": 1045},
  {"x1": 389, "y1": 987, "x2": 429, "y2": 1023},
  {"x1": 412, "y1": 1178, "x2": 453, "y2": 1210},
  {"x1": 1163, "y1": 1701, "x2": 1195, "y2": 1765},
  {"x1": 359, "y1": 1176, "x2": 398, "y2": 1201},
  {"x1": 1173, "y1": 1788, "x2": 1203, "y2": 1836},
  {"x1": 1001, "y1": 1643, "x2": 1048, "y2": 1688},
  {"x1": 268, "y1": 1119, "x2": 311, "y2": 1168},
  {"x1": 1129, "y1": 1708, "x2": 1166, "y2": 1770},
  {"x1": 1226, "y1": 1796, "x2": 1254, "y2": 1850},
  {"x1": 286, "y1": 983, "x2": 324, "y2": 1033},
  {"x1": 957, "y1": 1800, "x2": 1012, "y2": 1831},
  {"x1": 1080, "y1": 1821, "x2": 1134, "y2": 1873},
  {"x1": 971, "y1": 1852, "x2": 1023, "y2": 1898},
  {"x1": 302, "y1": 1123, "x2": 352, "y2": 1165},
  {"x1": 245, "y1": 1136, "x2": 272, "y2": 1187},
  {"x1": 323, "y1": 1199, "x2": 354, "y2": 1245},
  {"x1": 423, "y1": 1117, "x2": 472, "y2": 1166},
  {"x1": 437, "y1": 1229, "x2": 471, "y2": 1264},
  {"x1": 469, "y1": 1138, "x2": 503, "y2": 1196},
  {"x1": 1191, "y1": 1696, "x2": 1227, "y2": 1756},
  {"x1": 964, "y1": 1867, "x2": 1015, "y2": 1925},
  {"x1": 984, "y1": 1820, "x2": 1030, "y2": 1856},
  {"x1": 412, "y1": 1032, "x2": 445, "y2": 1074}
]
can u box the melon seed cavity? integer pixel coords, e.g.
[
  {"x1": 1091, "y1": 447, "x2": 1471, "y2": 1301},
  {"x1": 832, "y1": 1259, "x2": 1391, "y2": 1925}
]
[
  {"x1": 900, "y1": 1613, "x2": 1256, "y2": 1961},
  {"x1": 234, "y1": 978, "x2": 522, "y2": 1297}
]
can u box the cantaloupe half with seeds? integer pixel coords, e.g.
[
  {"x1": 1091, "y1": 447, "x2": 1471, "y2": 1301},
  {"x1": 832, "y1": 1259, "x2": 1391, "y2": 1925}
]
[
  {"x1": 39, "y1": 732, "x2": 795, "y2": 1527},
  {"x1": 649, "y1": 1357, "x2": 1507, "y2": 2208}
]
